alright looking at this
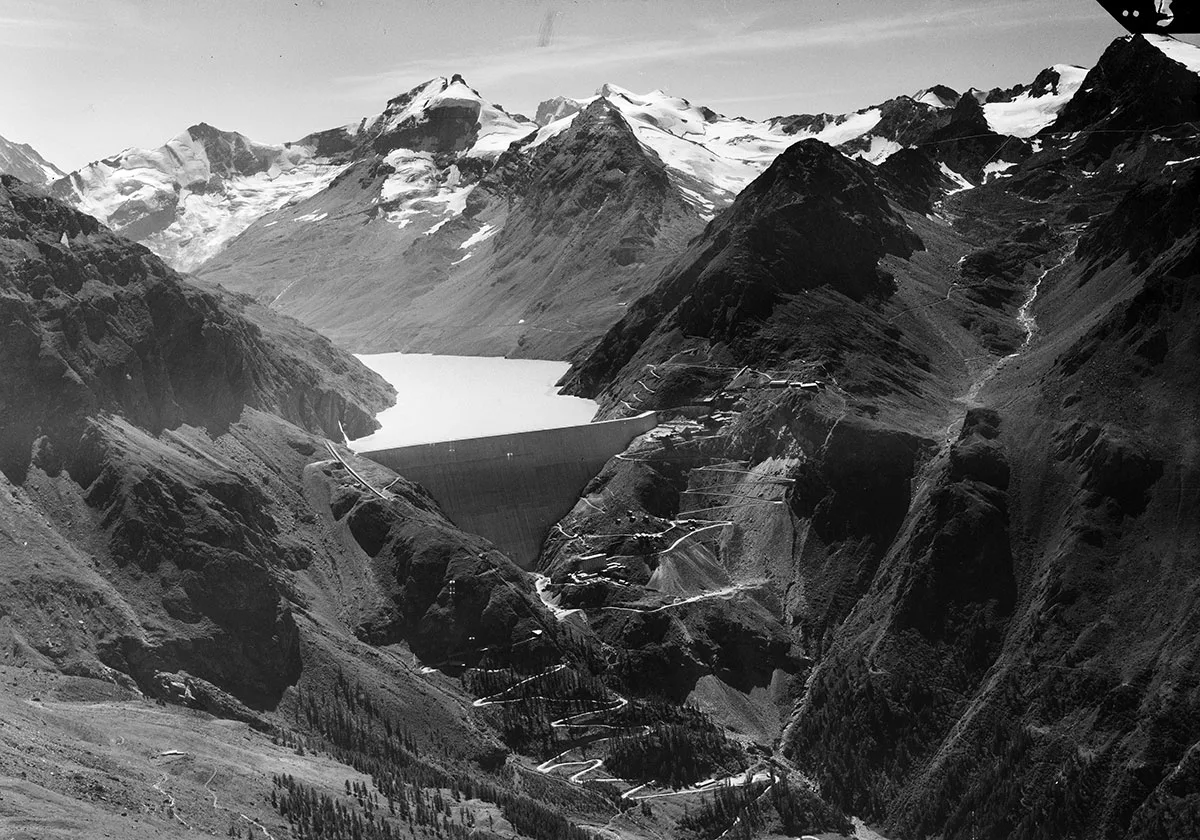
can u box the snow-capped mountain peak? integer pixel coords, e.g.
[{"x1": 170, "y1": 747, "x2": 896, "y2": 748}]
[
  {"x1": 913, "y1": 85, "x2": 961, "y2": 110},
  {"x1": 52, "y1": 123, "x2": 345, "y2": 270},
  {"x1": 364, "y1": 74, "x2": 535, "y2": 158},
  {"x1": 532, "y1": 85, "x2": 798, "y2": 214}
]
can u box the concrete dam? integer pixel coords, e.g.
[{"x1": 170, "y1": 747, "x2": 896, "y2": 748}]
[{"x1": 360, "y1": 413, "x2": 658, "y2": 568}]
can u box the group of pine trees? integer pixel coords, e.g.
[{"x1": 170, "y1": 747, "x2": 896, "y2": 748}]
[
  {"x1": 279, "y1": 675, "x2": 593, "y2": 840},
  {"x1": 678, "y1": 776, "x2": 851, "y2": 840},
  {"x1": 264, "y1": 619, "x2": 777, "y2": 840},
  {"x1": 605, "y1": 721, "x2": 744, "y2": 789}
]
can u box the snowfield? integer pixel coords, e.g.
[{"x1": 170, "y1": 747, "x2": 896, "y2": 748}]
[
  {"x1": 983, "y1": 64, "x2": 1089, "y2": 137},
  {"x1": 58, "y1": 129, "x2": 346, "y2": 271}
]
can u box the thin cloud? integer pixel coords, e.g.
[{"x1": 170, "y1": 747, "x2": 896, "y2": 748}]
[
  {"x1": 0, "y1": 16, "x2": 84, "y2": 49},
  {"x1": 335, "y1": 1, "x2": 1097, "y2": 102},
  {"x1": 0, "y1": 1, "x2": 146, "y2": 49}
]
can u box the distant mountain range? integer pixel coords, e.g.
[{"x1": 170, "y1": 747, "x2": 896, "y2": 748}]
[{"x1": 0, "y1": 59, "x2": 1092, "y2": 357}]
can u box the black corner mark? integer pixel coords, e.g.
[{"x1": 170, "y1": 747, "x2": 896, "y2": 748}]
[{"x1": 1093, "y1": 0, "x2": 1200, "y2": 33}]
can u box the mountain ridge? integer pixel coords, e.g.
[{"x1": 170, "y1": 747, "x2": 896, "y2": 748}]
[{"x1": 0, "y1": 132, "x2": 66, "y2": 188}]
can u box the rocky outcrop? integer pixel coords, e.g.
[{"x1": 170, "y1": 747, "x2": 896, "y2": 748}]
[
  {"x1": 563, "y1": 138, "x2": 922, "y2": 403},
  {"x1": 0, "y1": 175, "x2": 390, "y2": 483},
  {"x1": 0, "y1": 133, "x2": 64, "y2": 189},
  {"x1": 1049, "y1": 35, "x2": 1200, "y2": 161}
]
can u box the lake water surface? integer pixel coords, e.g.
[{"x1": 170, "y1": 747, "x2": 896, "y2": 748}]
[{"x1": 348, "y1": 353, "x2": 599, "y2": 451}]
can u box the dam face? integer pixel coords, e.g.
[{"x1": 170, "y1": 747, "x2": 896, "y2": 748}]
[{"x1": 360, "y1": 413, "x2": 658, "y2": 568}]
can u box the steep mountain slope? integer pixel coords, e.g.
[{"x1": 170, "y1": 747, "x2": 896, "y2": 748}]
[
  {"x1": 0, "y1": 133, "x2": 65, "y2": 188},
  {"x1": 561, "y1": 138, "x2": 953, "y2": 415},
  {"x1": 541, "y1": 137, "x2": 996, "y2": 757},
  {"x1": 0, "y1": 174, "x2": 393, "y2": 482},
  {"x1": 532, "y1": 84, "x2": 799, "y2": 212},
  {"x1": 54, "y1": 66, "x2": 1083, "y2": 361},
  {"x1": 197, "y1": 66, "x2": 1074, "y2": 360},
  {"x1": 535, "y1": 33, "x2": 1200, "y2": 840},
  {"x1": 197, "y1": 91, "x2": 707, "y2": 358},
  {"x1": 0, "y1": 175, "x2": 598, "y2": 837}
]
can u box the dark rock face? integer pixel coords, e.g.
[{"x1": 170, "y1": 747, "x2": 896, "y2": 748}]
[
  {"x1": 371, "y1": 102, "x2": 482, "y2": 157},
  {"x1": 186, "y1": 122, "x2": 279, "y2": 178},
  {"x1": 564, "y1": 138, "x2": 921, "y2": 399},
  {"x1": 773, "y1": 161, "x2": 1200, "y2": 840},
  {"x1": 841, "y1": 96, "x2": 946, "y2": 153},
  {"x1": 924, "y1": 94, "x2": 1028, "y2": 182},
  {"x1": 787, "y1": 408, "x2": 1017, "y2": 815},
  {"x1": 1050, "y1": 35, "x2": 1200, "y2": 159},
  {"x1": 877, "y1": 147, "x2": 960, "y2": 214},
  {"x1": 0, "y1": 175, "x2": 390, "y2": 483},
  {"x1": 326, "y1": 481, "x2": 543, "y2": 663}
]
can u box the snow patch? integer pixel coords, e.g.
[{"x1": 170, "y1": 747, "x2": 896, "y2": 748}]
[
  {"x1": 460, "y1": 223, "x2": 498, "y2": 250},
  {"x1": 379, "y1": 152, "x2": 475, "y2": 236},
  {"x1": 527, "y1": 112, "x2": 580, "y2": 150},
  {"x1": 984, "y1": 160, "x2": 1018, "y2": 180},
  {"x1": 850, "y1": 135, "x2": 904, "y2": 164},
  {"x1": 940, "y1": 162, "x2": 975, "y2": 194},
  {"x1": 810, "y1": 109, "x2": 884, "y2": 147},
  {"x1": 380, "y1": 150, "x2": 439, "y2": 202},
  {"x1": 915, "y1": 89, "x2": 955, "y2": 109}
]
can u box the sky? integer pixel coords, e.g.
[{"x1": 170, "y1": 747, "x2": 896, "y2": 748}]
[{"x1": 1, "y1": 0, "x2": 1196, "y2": 172}]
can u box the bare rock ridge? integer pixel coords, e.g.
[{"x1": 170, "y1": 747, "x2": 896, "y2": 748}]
[{"x1": 0, "y1": 132, "x2": 65, "y2": 189}]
